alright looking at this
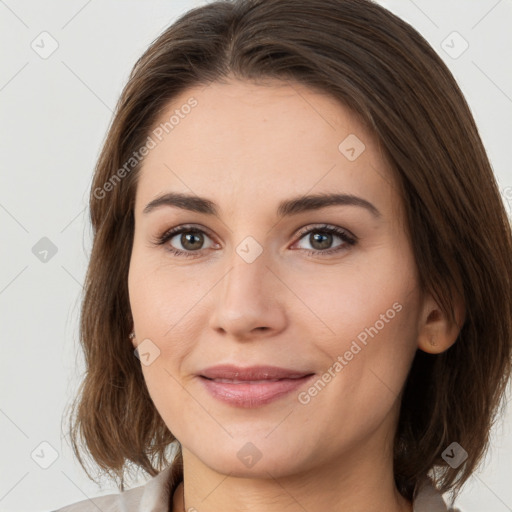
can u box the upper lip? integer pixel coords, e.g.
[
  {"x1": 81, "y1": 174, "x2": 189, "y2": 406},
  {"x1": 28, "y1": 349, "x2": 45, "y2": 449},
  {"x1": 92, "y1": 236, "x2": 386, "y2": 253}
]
[{"x1": 199, "y1": 364, "x2": 314, "y2": 381}]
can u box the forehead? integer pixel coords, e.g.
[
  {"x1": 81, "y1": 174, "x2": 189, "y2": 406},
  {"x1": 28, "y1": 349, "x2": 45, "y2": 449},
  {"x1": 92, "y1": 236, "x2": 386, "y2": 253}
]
[
  {"x1": 135, "y1": 78, "x2": 398, "y2": 218},
  {"x1": 146, "y1": 78, "x2": 369, "y2": 158}
]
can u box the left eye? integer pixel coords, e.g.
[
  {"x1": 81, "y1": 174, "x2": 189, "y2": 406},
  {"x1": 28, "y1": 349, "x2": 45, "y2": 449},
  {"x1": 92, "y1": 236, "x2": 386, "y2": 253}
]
[{"x1": 293, "y1": 225, "x2": 356, "y2": 253}]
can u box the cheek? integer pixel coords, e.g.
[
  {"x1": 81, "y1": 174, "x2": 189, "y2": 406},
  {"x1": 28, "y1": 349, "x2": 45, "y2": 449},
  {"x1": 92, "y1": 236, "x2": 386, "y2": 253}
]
[
  {"x1": 291, "y1": 252, "x2": 418, "y2": 348},
  {"x1": 291, "y1": 249, "x2": 420, "y2": 400},
  {"x1": 128, "y1": 256, "x2": 199, "y2": 440},
  {"x1": 128, "y1": 249, "x2": 199, "y2": 336},
  {"x1": 127, "y1": 251, "x2": 207, "y2": 421},
  {"x1": 294, "y1": 290, "x2": 419, "y2": 452}
]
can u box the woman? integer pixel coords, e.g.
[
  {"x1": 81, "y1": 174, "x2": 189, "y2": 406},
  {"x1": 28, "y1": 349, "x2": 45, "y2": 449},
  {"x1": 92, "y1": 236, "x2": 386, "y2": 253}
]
[{"x1": 55, "y1": 0, "x2": 512, "y2": 510}]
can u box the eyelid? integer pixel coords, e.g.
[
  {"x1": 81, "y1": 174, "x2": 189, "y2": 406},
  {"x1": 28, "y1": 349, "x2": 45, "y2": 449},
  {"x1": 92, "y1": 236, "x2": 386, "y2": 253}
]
[
  {"x1": 154, "y1": 223, "x2": 216, "y2": 243},
  {"x1": 292, "y1": 223, "x2": 357, "y2": 244}
]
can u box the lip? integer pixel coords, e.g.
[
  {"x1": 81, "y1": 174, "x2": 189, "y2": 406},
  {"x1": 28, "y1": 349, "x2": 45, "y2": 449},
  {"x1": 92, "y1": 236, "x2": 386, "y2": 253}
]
[{"x1": 198, "y1": 365, "x2": 315, "y2": 408}]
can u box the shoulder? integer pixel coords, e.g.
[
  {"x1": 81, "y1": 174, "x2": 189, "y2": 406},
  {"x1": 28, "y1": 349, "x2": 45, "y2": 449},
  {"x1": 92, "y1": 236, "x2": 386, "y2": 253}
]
[
  {"x1": 52, "y1": 491, "x2": 121, "y2": 512},
  {"x1": 413, "y1": 475, "x2": 463, "y2": 512},
  {"x1": 52, "y1": 465, "x2": 176, "y2": 512}
]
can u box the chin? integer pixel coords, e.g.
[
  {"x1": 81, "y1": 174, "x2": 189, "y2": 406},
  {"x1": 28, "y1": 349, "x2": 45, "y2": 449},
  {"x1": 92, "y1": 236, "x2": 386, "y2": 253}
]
[{"x1": 188, "y1": 436, "x2": 317, "y2": 479}]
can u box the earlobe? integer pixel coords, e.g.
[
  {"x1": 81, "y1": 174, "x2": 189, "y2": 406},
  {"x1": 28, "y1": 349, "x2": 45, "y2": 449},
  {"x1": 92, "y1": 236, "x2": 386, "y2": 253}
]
[
  {"x1": 417, "y1": 292, "x2": 465, "y2": 355},
  {"x1": 129, "y1": 330, "x2": 136, "y2": 348}
]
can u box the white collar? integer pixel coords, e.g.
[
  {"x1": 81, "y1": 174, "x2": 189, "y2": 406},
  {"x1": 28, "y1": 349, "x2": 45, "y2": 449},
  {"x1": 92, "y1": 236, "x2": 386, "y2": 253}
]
[{"x1": 413, "y1": 475, "x2": 457, "y2": 512}]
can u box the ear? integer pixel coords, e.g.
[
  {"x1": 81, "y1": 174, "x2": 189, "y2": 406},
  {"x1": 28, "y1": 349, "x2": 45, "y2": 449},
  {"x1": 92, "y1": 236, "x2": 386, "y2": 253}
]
[{"x1": 417, "y1": 289, "x2": 465, "y2": 354}]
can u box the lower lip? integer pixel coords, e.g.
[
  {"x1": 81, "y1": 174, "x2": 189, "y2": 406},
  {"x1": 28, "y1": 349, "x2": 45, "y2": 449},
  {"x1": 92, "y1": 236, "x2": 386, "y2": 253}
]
[{"x1": 199, "y1": 375, "x2": 315, "y2": 408}]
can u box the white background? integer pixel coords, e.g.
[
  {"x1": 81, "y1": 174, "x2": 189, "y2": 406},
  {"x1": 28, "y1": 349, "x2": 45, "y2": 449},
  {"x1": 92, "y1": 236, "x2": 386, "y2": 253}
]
[{"x1": 1, "y1": 0, "x2": 511, "y2": 511}]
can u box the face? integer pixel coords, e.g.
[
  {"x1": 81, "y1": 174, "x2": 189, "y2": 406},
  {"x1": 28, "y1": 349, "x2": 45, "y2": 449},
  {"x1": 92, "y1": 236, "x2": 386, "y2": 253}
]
[{"x1": 128, "y1": 78, "x2": 424, "y2": 478}]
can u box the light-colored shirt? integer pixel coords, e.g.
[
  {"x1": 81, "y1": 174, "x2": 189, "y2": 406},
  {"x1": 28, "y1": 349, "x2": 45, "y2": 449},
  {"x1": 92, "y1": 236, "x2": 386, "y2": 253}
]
[{"x1": 52, "y1": 465, "x2": 462, "y2": 512}]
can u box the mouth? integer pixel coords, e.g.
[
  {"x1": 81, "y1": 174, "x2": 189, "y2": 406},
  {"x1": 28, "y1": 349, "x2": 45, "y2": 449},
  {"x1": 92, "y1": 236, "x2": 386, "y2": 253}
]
[
  {"x1": 197, "y1": 365, "x2": 315, "y2": 408},
  {"x1": 201, "y1": 377, "x2": 306, "y2": 383},
  {"x1": 199, "y1": 364, "x2": 313, "y2": 381}
]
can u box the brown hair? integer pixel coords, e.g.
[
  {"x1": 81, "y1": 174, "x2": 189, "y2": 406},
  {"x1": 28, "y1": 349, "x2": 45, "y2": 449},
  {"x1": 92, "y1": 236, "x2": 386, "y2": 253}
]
[{"x1": 65, "y1": 0, "x2": 512, "y2": 503}]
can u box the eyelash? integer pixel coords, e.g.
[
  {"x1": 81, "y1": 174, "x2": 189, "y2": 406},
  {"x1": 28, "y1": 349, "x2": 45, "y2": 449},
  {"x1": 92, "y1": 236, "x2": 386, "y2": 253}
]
[{"x1": 152, "y1": 224, "x2": 357, "y2": 259}]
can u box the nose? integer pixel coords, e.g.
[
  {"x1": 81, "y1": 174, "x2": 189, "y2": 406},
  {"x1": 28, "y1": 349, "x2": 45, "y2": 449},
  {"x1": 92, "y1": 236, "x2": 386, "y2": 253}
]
[{"x1": 208, "y1": 249, "x2": 288, "y2": 341}]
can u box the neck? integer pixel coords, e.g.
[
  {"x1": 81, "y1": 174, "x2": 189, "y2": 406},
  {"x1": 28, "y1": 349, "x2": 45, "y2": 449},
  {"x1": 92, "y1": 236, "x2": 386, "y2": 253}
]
[{"x1": 172, "y1": 438, "x2": 412, "y2": 512}]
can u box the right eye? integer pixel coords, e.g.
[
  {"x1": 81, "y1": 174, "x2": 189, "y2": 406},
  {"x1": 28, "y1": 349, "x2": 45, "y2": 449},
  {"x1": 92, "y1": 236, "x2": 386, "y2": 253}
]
[{"x1": 154, "y1": 224, "x2": 220, "y2": 258}]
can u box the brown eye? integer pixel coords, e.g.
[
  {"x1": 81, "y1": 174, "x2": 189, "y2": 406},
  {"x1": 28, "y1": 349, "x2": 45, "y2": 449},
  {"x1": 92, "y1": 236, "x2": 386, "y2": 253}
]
[
  {"x1": 178, "y1": 231, "x2": 205, "y2": 251},
  {"x1": 294, "y1": 225, "x2": 356, "y2": 255},
  {"x1": 308, "y1": 232, "x2": 334, "y2": 250},
  {"x1": 155, "y1": 225, "x2": 218, "y2": 257}
]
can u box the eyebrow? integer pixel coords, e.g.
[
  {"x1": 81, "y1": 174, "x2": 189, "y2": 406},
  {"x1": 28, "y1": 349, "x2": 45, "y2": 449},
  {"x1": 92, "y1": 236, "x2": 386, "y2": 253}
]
[{"x1": 143, "y1": 191, "x2": 381, "y2": 218}]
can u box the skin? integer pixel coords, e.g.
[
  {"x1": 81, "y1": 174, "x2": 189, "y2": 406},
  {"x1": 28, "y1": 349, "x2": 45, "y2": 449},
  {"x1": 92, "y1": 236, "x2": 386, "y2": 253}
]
[{"x1": 128, "y1": 78, "x2": 463, "y2": 512}]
